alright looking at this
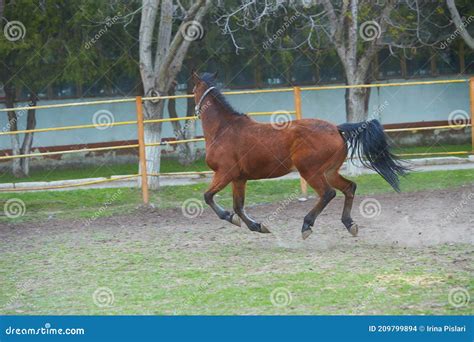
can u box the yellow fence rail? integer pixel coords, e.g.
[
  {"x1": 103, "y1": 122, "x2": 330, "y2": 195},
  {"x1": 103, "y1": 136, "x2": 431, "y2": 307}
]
[{"x1": 1, "y1": 78, "x2": 473, "y2": 200}]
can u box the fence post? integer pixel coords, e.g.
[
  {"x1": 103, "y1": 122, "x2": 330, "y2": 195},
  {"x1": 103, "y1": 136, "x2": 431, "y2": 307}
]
[
  {"x1": 135, "y1": 96, "x2": 149, "y2": 204},
  {"x1": 470, "y1": 77, "x2": 474, "y2": 153},
  {"x1": 293, "y1": 87, "x2": 308, "y2": 199}
]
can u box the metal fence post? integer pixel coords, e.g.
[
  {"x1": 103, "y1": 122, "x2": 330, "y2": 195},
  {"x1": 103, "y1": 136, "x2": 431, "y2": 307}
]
[
  {"x1": 470, "y1": 77, "x2": 474, "y2": 153},
  {"x1": 293, "y1": 87, "x2": 308, "y2": 199},
  {"x1": 135, "y1": 96, "x2": 149, "y2": 204}
]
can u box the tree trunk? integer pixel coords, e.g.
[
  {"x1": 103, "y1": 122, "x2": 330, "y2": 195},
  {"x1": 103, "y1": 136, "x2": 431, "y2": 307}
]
[
  {"x1": 184, "y1": 70, "x2": 197, "y2": 162},
  {"x1": 344, "y1": 73, "x2": 371, "y2": 177},
  {"x1": 4, "y1": 84, "x2": 24, "y2": 178},
  {"x1": 19, "y1": 94, "x2": 37, "y2": 176},
  {"x1": 345, "y1": 86, "x2": 371, "y2": 122},
  {"x1": 168, "y1": 78, "x2": 197, "y2": 166},
  {"x1": 141, "y1": 101, "x2": 164, "y2": 190},
  {"x1": 138, "y1": 0, "x2": 210, "y2": 190}
]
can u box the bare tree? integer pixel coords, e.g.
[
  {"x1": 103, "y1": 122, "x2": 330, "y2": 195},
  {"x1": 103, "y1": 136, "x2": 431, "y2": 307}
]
[
  {"x1": 217, "y1": 0, "x2": 446, "y2": 122},
  {"x1": 2, "y1": 86, "x2": 37, "y2": 177},
  {"x1": 168, "y1": 79, "x2": 199, "y2": 166},
  {"x1": 446, "y1": 0, "x2": 474, "y2": 49},
  {"x1": 318, "y1": 0, "x2": 395, "y2": 121},
  {"x1": 139, "y1": 0, "x2": 210, "y2": 189},
  {"x1": 3, "y1": 84, "x2": 23, "y2": 177}
]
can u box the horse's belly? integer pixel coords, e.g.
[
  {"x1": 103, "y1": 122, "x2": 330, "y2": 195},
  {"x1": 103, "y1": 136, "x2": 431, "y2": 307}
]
[{"x1": 240, "y1": 154, "x2": 294, "y2": 180}]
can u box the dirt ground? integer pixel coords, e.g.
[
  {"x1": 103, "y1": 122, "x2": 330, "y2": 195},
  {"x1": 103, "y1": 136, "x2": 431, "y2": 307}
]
[
  {"x1": 3, "y1": 185, "x2": 473, "y2": 251},
  {"x1": 1, "y1": 186, "x2": 473, "y2": 315}
]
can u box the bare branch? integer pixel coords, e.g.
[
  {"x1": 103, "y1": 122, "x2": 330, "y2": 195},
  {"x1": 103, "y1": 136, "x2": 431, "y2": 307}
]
[
  {"x1": 154, "y1": 0, "x2": 174, "y2": 72},
  {"x1": 357, "y1": 0, "x2": 396, "y2": 82},
  {"x1": 446, "y1": 0, "x2": 474, "y2": 49},
  {"x1": 156, "y1": 0, "x2": 209, "y2": 91}
]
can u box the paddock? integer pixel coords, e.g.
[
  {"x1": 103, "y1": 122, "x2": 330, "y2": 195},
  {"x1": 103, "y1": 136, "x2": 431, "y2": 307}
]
[
  {"x1": 0, "y1": 79, "x2": 473, "y2": 316},
  {"x1": 1, "y1": 174, "x2": 473, "y2": 315}
]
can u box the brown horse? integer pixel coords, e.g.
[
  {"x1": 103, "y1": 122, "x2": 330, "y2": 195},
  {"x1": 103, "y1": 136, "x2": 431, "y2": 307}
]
[{"x1": 192, "y1": 72, "x2": 408, "y2": 239}]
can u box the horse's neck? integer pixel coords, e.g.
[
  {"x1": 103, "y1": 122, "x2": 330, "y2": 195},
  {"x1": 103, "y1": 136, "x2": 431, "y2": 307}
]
[{"x1": 201, "y1": 105, "x2": 238, "y2": 139}]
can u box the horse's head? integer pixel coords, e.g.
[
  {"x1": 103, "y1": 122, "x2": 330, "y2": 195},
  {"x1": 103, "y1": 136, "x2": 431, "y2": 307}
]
[{"x1": 192, "y1": 71, "x2": 218, "y2": 105}]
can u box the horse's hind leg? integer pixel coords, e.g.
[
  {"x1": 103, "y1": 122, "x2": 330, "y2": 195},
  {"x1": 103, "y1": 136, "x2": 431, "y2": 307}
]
[
  {"x1": 204, "y1": 174, "x2": 241, "y2": 227},
  {"x1": 326, "y1": 171, "x2": 358, "y2": 236},
  {"x1": 299, "y1": 173, "x2": 336, "y2": 240},
  {"x1": 232, "y1": 180, "x2": 270, "y2": 233}
]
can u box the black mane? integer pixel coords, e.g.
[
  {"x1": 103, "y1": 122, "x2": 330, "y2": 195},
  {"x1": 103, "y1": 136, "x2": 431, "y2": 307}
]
[{"x1": 200, "y1": 73, "x2": 244, "y2": 116}]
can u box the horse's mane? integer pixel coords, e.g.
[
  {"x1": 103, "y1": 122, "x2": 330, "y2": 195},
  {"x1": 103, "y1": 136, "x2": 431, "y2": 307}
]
[{"x1": 200, "y1": 73, "x2": 244, "y2": 116}]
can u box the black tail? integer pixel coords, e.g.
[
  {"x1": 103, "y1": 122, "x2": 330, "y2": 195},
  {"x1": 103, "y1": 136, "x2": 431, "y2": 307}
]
[{"x1": 337, "y1": 119, "x2": 409, "y2": 192}]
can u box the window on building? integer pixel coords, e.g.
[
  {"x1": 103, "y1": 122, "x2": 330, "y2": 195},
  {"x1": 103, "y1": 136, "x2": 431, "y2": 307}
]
[
  {"x1": 260, "y1": 53, "x2": 290, "y2": 87},
  {"x1": 51, "y1": 83, "x2": 77, "y2": 99},
  {"x1": 81, "y1": 80, "x2": 108, "y2": 98}
]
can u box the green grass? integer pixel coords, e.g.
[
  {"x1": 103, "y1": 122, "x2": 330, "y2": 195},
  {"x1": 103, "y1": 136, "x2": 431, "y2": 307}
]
[
  {"x1": 0, "y1": 156, "x2": 210, "y2": 184},
  {"x1": 1, "y1": 168, "x2": 473, "y2": 223},
  {"x1": 0, "y1": 232, "x2": 472, "y2": 315},
  {"x1": 0, "y1": 168, "x2": 472, "y2": 315},
  {"x1": 0, "y1": 144, "x2": 471, "y2": 184}
]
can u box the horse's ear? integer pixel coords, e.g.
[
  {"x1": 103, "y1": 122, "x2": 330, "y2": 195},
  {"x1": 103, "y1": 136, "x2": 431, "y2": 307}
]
[
  {"x1": 191, "y1": 70, "x2": 201, "y2": 84},
  {"x1": 213, "y1": 71, "x2": 218, "y2": 80}
]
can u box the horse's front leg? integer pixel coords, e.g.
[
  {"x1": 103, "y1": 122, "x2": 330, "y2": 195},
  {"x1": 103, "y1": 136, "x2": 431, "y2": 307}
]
[
  {"x1": 204, "y1": 174, "x2": 241, "y2": 227},
  {"x1": 232, "y1": 180, "x2": 271, "y2": 233}
]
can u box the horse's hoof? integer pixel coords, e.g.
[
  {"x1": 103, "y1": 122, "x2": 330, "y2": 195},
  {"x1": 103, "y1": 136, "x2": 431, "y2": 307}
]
[
  {"x1": 231, "y1": 214, "x2": 241, "y2": 227},
  {"x1": 349, "y1": 223, "x2": 358, "y2": 237},
  {"x1": 302, "y1": 229, "x2": 313, "y2": 240},
  {"x1": 259, "y1": 224, "x2": 271, "y2": 233}
]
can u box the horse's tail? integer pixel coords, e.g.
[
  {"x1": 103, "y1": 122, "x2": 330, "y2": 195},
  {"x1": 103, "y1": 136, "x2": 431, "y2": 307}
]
[{"x1": 337, "y1": 119, "x2": 409, "y2": 192}]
